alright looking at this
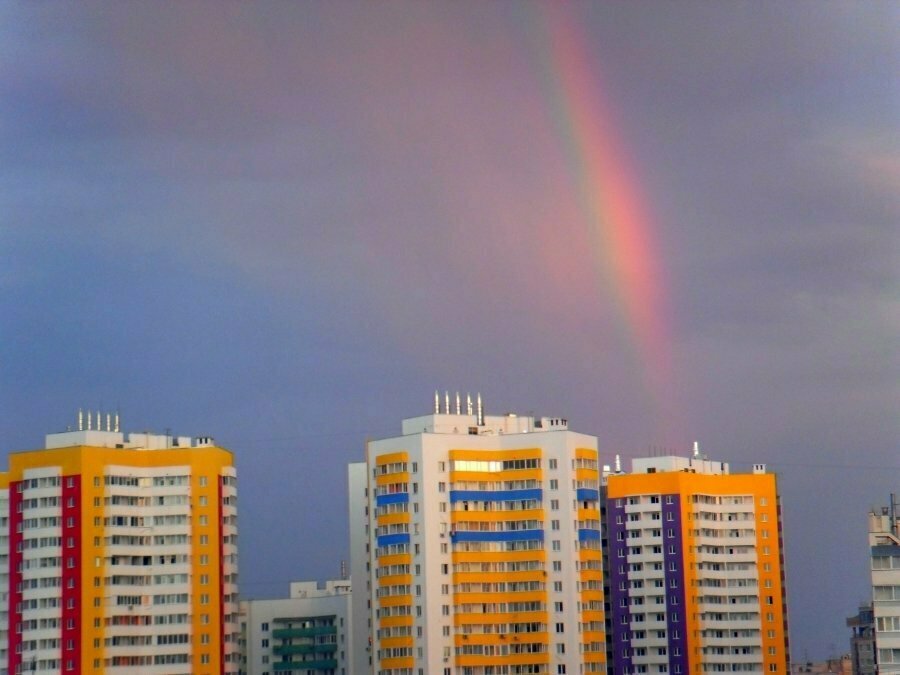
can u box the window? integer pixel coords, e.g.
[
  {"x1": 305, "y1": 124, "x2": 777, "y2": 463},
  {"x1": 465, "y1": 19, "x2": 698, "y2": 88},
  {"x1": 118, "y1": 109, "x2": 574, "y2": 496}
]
[
  {"x1": 550, "y1": 479, "x2": 559, "y2": 490},
  {"x1": 549, "y1": 459, "x2": 558, "y2": 470}
]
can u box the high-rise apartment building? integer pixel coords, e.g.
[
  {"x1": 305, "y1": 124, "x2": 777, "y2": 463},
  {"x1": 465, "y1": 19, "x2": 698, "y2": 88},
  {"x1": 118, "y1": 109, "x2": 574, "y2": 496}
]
[
  {"x1": 239, "y1": 579, "x2": 354, "y2": 675},
  {"x1": 349, "y1": 394, "x2": 606, "y2": 675},
  {"x1": 0, "y1": 414, "x2": 239, "y2": 674},
  {"x1": 868, "y1": 497, "x2": 900, "y2": 673},
  {"x1": 605, "y1": 448, "x2": 790, "y2": 674}
]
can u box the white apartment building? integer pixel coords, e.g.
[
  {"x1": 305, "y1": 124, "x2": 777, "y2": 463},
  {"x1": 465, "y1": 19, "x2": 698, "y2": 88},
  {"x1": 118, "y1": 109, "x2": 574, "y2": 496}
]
[
  {"x1": 348, "y1": 394, "x2": 607, "y2": 675},
  {"x1": 869, "y1": 497, "x2": 900, "y2": 673}
]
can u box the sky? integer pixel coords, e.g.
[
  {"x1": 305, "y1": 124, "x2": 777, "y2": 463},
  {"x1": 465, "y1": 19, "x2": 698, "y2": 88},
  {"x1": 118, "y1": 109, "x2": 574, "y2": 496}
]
[{"x1": 1, "y1": 1, "x2": 897, "y2": 661}]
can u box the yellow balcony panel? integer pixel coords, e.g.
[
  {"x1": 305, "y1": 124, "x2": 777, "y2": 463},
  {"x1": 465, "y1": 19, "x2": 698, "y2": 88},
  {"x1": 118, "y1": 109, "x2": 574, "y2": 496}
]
[
  {"x1": 455, "y1": 653, "x2": 550, "y2": 668},
  {"x1": 449, "y1": 468, "x2": 543, "y2": 483},
  {"x1": 376, "y1": 512, "x2": 410, "y2": 526},
  {"x1": 379, "y1": 615, "x2": 413, "y2": 628},
  {"x1": 453, "y1": 570, "x2": 546, "y2": 584},
  {"x1": 451, "y1": 509, "x2": 545, "y2": 523},
  {"x1": 378, "y1": 595, "x2": 412, "y2": 608},
  {"x1": 577, "y1": 507, "x2": 600, "y2": 520},
  {"x1": 453, "y1": 591, "x2": 546, "y2": 604},
  {"x1": 580, "y1": 610, "x2": 605, "y2": 621},
  {"x1": 449, "y1": 449, "x2": 543, "y2": 461},
  {"x1": 578, "y1": 570, "x2": 604, "y2": 582},
  {"x1": 452, "y1": 550, "x2": 546, "y2": 564},
  {"x1": 380, "y1": 657, "x2": 414, "y2": 670},
  {"x1": 375, "y1": 451, "x2": 409, "y2": 465},
  {"x1": 380, "y1": 636, "x2": 413, "y2": 649},
  {"x1": 580, "y1": 590, "x2": 604, "y2": 601},
  {"x1": 584, "y1": 653, "x2": 606, "y2": 663},
  {"x1": 378, "y1": 574, "x2": 412, "y2": 588},
  {"x1": 575, "y1": 447, "x2": 598, "y2": 459},
  {"x1": 377, "y1": 553, "x2": 411, "y2": 567},
  {"x1": 375, "y1": 471, "x2": 409, "y2": 486},
  {"x1": 582, "y1": 631, "x2": 606, "y2": 642},
  {"x1": 578, "y1": 549, "x2": 603, "y2": 561},
  {"x1": 454, "y1": 610, "x2": 546, "y2": 623},
  {"x1": 575, "y1": 467, "x2": 599, "y2": 480}
]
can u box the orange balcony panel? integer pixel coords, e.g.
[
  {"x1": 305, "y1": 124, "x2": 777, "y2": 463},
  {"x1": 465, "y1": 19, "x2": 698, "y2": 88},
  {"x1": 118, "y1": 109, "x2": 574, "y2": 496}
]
[
  {"x1": 578, "y1": 570, "x2": 604, "y2": 582},
  {"x1": 376, "y1": 512, "x2": 410, "y2": 526},
  {"x1": 452, "y1": 550, "x2": 546, "y2": 564},
  {"x1": 377, "y1": 553, "x2": 411, "y2": 567},
  {"x1": 450, "y1": 509, "x2": 544, "y2": 523},
  {"x1": 379, "y1": 615, "x2": 413, "y2": 628},
  {"x1": 375, "y1": 471, "x2": 409, "y2": 486},
  {"x1": 380, "y1": 657, "x2": 414, "y2": 670},
  {"x1": 449, "y1": 449, "x2": 543, "y2": 462},
  {"x1": 452, "y1": 591, "x2": 546, "y2": 604},
  {"x1": 378, "y1": 574, "x2": 412, "y2": 588},
  {"x1": 375, "y1": 452, "x2": 409, "y2": 465},
  {"x1": 453, "y1": 570, "x2": 546, "y2": 584}
]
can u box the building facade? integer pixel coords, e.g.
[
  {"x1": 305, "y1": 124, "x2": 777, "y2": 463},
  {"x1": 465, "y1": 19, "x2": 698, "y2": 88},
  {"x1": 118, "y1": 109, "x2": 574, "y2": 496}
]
[
  {"x1": 846, "y1": 603, "x2": 876, "y2": 675},
  {"x1": 0, "y1": 415, "x2": 239, "y2": 674},
  {"x1": 605, "y1": 450, "x2": 790, "y2": 674},
  {"x1": 868, "y1": 497, "x2": 900, "y2": 673},
  {"x1": 349, "y1": 395, "x2": 606, "y2": 675},
  {"x1": 239, "y1": 579, "x2": 354, "y2": 675}
]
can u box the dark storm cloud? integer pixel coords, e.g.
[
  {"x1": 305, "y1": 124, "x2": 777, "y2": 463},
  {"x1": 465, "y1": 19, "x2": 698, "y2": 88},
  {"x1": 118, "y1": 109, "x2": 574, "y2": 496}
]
[{"x1": 1, "y1": 1, "x2": 897, "y2": 659}]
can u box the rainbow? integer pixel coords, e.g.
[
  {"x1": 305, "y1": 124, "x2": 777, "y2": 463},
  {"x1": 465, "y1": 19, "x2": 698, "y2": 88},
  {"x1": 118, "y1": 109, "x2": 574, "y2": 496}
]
[{"x1": 534, "y1": 6, "x2": 673, "y2": 411}]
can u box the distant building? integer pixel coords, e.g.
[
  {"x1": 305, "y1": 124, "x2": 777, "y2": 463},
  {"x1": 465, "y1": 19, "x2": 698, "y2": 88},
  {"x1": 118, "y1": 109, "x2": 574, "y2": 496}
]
[
  {"x1": 847, "y1": 603, "x2": 876, "y2": 675},
  {"x1": 348, "y1": 393, "x2": 607, "y2": 675},
  {"x1": 868, "y1": 497, "x2": 900, "y2": 674},
  {"x1": 790, "y1": 654, "x2": 852, "y2": 674},
  {"x1": 0, "y1": 412, "x2": 239, "y2": 674},
  {"x1": 605, "y1": 446, "x2": 791, "y2": 673},
  {"x1": 239, "y1": 579, "x2": 354, "y2": 675}
]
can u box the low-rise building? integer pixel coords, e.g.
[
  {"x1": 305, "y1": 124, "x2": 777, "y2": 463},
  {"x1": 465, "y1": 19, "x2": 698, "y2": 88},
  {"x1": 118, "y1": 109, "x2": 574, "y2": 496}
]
[{"x1": 240, "y1": 579, "x2": 354, "y2": 675}]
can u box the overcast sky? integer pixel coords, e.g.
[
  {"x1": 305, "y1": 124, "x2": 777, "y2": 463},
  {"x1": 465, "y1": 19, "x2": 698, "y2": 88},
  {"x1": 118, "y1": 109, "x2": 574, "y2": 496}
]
[{"x1": 2, "y1": 2, "x2": 897, "y2": 660}]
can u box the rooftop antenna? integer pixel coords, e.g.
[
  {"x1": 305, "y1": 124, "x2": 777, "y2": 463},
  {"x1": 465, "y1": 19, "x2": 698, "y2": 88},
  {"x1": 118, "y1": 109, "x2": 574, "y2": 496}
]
[
  {"x1": 455, "y1": 392, "x2": 461, "y2": 415},
  {"x1": 106, "y1": 412, "x2": 112, "y2": 432},
  {"x1": 87, "y1": 409, "x2": 93, "y2": 430},
  {"x1": 476, "y1": 393, "x2": 484, "y2": 426},
  {"x1": 444, "y1": 391, "x2": 450, "y2": 415},
  {"x1": 78, "y1": 408, "x2": 84, "y2": 431},
  {"x1": 340, "y1": 559, "x2": 347, "y2": 581},
  {"x1": 614, "y1": 454, "x2": 622, "y2": 473},
  {"x1": 434, "y1": 391, "x2": 440, "y2": 414},
  {"x1": 692, "y1": 441, "x2": 700, "y2": 459},
  {"x1": 466, "y1": 393, "x2": 473, "y2": 416},
  {"x1": 95, "y1": 410, "x2": 101, "y2": 431},
  {"x1": 114, "y1": 410, "x2": 120, "y2": 433}
]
